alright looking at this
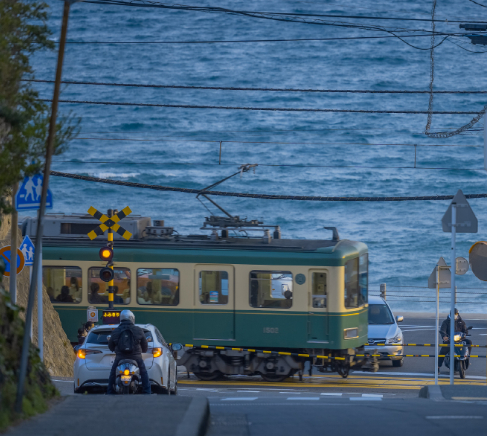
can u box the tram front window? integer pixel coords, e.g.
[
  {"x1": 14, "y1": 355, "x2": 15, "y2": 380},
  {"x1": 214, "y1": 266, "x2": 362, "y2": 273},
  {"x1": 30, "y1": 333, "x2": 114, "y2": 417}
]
[{"x1": 344, "y1": 258, "x2": 360, "y2": 308}]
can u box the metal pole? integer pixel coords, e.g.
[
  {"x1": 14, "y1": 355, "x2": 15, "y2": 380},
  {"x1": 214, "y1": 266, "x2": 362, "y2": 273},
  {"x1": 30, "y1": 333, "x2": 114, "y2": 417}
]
[
  {"x1": 15, "y1": 1, "x2": 71, "y2": 413},
  {"x1": 435, "y1": 265, "x2": 439, "y2": 385},
  {"x1": 450, "y1": 203, "x2": 456, "y2": 385},
  {"x1": 37, "y1": 243, "x2": 43, "y2": 361},
  {"x1": 107, "y1": 209, "x2": 114, "y2": 310},
  {"x1": 10, "y1": 182, "x2": 18, "y2": 304}
]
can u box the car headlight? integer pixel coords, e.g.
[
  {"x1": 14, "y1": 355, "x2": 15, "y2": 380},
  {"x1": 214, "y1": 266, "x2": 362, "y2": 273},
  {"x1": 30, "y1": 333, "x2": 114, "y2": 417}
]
[
  {"x1": 453, "y1": 334, "x2": 462, "y2": 342},
  {"x1": 387, "y1": 335, "x2": 402, "y2": 345}
]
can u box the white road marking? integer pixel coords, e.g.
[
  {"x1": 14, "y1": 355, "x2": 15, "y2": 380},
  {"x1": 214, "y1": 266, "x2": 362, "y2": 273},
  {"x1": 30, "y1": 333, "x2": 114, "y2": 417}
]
[
  {"x1": 350, "y1": 397, "x2": 382, "y2": 401},
  {"x1": 362, "y1": 394, "x2": 383, "y2": 398},
  {"x1": 321, "y1": 393, "x2": 343, "y2": 396},
  {"x1": 282, "y1": 392, "x2": 301, "y2": 394},
  {"x1": 287, "y1": 397, "x2": 320, "y2": 401},
  {"x1": 222, "y1": 397, "x2": 258, "y2": 401},
  {"x1": 237, "y1": 390, "x2": 260, "y2": 393},
  {"x1": 197, "y1": 388, "x2": 218, "y2": 391},
  {"x1": 426, "y1": 416, "x2": 483, "y2": 419}
]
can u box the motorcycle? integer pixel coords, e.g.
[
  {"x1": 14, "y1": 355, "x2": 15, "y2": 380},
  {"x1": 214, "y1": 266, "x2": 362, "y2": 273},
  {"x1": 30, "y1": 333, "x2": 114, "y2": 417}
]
[
  {"x1": 443, "y1": 327, "x2": 473, "y2": 379},
  {"x1": 115, "y1": 359, "x2": 141, "y2": 394}
]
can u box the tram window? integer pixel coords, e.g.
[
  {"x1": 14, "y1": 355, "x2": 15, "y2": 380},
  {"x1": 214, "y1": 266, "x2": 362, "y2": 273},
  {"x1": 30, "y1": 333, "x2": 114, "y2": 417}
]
[
  {"x1": 311, "y1": 273, "x2": 327, "y2": 308},
  {"x1": 88, "y1": 267, "x2": 131, "y2": 305},
  {"x1": 43, "y1": 266, "x2": 82, "y2": 304},
  {"x1": 136, "y1": 268, "x2": 180, "y2": 306},
  {"x1": 359, "y1": 254, "x2": 368, "y2": 306},
  {"x1": 249, "y1": 271, "x2": 293, "y2": 309},
  {"x1": 199, "y1": 271, "x2": 228, "y2": 305},
  {"x1": 345, "y1": 258, "x2": 360, "y2": 308}
]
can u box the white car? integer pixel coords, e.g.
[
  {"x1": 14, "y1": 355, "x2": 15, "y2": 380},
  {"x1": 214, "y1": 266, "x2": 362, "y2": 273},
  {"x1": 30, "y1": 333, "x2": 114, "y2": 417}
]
[
  {"x1": 74, "y1": 323, "x2": 179, "y2": 394},
  {"x1": 365, "y1": 296, "x2": 404, "y2": 367}
]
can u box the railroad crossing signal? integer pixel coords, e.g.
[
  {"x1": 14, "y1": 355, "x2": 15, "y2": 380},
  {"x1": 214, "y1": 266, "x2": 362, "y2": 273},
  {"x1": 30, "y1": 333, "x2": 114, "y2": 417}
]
[{"x1": 86, "y1": 206, "x2": 133, "y2": 240}]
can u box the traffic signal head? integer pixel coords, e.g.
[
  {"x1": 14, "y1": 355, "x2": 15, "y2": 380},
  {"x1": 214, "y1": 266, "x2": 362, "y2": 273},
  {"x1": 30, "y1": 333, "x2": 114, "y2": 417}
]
[
  {"x1": 99, "y1": 267, "x2": 114, "y2": 282},
  {"x1": 99, "y1": 246, "x2": 113, "y2": 262}
]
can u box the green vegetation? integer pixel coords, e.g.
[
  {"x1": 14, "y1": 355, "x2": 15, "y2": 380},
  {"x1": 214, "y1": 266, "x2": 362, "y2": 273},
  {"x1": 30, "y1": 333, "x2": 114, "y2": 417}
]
[
  {"x1": 0, "y1": 0, "x2": 77, "y2": 216},
  {"x1": 0, "y1": 278, "x2": 58, "y2": 431}
]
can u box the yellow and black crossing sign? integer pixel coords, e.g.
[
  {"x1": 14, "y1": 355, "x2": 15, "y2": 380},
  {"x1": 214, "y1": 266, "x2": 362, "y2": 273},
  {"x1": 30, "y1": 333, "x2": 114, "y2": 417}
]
[{"x1": 87, "y1": 206, "x2": 133, "y2": 240}]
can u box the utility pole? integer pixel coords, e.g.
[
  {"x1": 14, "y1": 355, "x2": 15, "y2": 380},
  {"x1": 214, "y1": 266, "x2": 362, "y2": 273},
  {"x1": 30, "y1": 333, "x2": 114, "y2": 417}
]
[{"x1": 15, "y1": 0, "x2": 74, "y2": 413}]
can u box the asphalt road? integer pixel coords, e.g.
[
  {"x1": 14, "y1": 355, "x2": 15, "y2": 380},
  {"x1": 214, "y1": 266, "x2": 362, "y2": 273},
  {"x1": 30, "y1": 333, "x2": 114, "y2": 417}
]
[{"x1": 50, "y1": 315, "x2": 487, "y2": 435}]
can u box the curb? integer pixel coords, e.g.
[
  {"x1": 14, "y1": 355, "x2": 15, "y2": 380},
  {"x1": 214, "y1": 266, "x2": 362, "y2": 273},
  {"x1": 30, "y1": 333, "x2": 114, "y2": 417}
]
[
  {"x1": 418, "y1": 385, "x2": 444, "y2": 401},
  {"x1": 175, "y1": 397, "x2": 210, "y2": 436}
]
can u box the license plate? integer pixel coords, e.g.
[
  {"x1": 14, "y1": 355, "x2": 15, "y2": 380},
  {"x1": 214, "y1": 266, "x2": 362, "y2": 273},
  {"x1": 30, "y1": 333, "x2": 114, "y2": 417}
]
[{"x1": 121, "y1": 376, "x2": 132, "y2": 382}]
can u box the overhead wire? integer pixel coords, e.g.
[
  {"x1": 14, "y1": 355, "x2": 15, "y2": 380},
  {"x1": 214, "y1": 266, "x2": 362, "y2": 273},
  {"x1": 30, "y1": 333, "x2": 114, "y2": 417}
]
[
  {"x1": 50, "y1": 170, "x2": 487, "y2": 200},
  {"x1": 82, "y1": 0, "x2": 454, "y2": 51},
  {"x1": 83, "y1": 1, "x2": 487, "y2": 24},
  {"x1": 41, "y1": 99, "x2": 481, "y2": 114},
  {"x1": 50, "y1": 160, "x2": 485, "y2": 171},
  {"x1": 25, "y1": 78, "x2": 487, "y2": 94},
  {"x1": 71, "y1": 136, "x2": 481, "y2": 147},
  {"x1": 58, "y1": 32, "x2": 469, "y2": 45},
  {"x1": 425, "y1": 1, "x2": 487, "y2": 138}
]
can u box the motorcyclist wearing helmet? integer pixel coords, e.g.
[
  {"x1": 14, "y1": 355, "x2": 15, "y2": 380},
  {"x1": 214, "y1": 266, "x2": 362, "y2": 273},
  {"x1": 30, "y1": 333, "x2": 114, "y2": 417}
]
[
  {"x1": 438, "y1": 308, "x2": 472, "y2": 373},
  {"x1": 107, "y1": 310, "x2": 151, "y2": 394}
]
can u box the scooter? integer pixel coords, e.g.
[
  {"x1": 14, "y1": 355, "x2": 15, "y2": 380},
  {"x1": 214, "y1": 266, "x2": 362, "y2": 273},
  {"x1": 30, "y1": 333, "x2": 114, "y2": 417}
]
[
  {"x1": 443, "y1": 327, "x2": 473, "y2": 379},
  {"x1": 115, "y1": 359, "x2": 141, "y2": 394}
]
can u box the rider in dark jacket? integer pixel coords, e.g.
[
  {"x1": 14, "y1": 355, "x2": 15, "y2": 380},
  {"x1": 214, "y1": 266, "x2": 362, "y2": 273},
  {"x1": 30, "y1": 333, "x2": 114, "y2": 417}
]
[
  {"x1": 438, "y1": 308, "x2": 472, "y2": 372},
  {"x1": 107, "y1": 310, "x2": 151, "y2": 394}
]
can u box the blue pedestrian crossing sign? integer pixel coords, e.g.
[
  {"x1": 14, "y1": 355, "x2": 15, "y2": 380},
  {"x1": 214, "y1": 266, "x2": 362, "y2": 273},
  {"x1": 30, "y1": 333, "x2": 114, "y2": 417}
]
[
  {"x1": 20, "y1": 235, "x2": 35, "y2": 266},
  {"x1": 15, "y1": 174, "x2": 53, "y2": 211}
]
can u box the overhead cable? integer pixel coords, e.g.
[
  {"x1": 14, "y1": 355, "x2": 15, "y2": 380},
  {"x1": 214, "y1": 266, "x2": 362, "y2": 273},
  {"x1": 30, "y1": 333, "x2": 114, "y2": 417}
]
[
  {"x1": 51, "y1": 160, "x2": 484, "y2": 171},
  {"x1": 41, "y1": 99, "x2": 480, "y2": 114},
  {"x1": 72, "y1": 137, "x2": 480, "y2": 147},
  {"x1": 82, "y1": 1, "x2": 452, "y2": 51},
  {"x1": 27, "y1": 79, "x2": 487, "y2": 94},
  {"x1": 84, "y1": 0, "x2": 487, "y2": 24},
  {"x1": 425, "y1": 2, "x2": 487, "y2": 138},
  {"x1": 50, "y1": 170, "x2": 487, "y2": 201},
  {"x1": 59, "y1": 32, "x2": 467, "y2": 45}
]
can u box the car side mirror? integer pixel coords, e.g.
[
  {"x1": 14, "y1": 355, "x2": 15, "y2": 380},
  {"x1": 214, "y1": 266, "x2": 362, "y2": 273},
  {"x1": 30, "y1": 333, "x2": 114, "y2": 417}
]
[
  {"x1": 396, "y1": 316, "x2": 404, "y2": 323},
  {"x1": 467, "y1": 326, "x2": 473, "y2": 330},
  {"x1": 171, "y1": 343, "x2": 183, "y2": 351}
]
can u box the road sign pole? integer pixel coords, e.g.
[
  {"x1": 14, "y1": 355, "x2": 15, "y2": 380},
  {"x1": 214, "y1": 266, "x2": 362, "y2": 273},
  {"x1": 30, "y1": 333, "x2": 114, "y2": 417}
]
[
  {"x1": 450, "y1": 203, "x2": 456, "y2": 385},
  {"x1": 37, "y1": 244, "x2": 43, "y2": 361},
  {"x1": 435, "y1": 265, "x2": 440, "y2": 385},
  {"x1": 15, "y1": 0, "x2": 71, "y2": 413},
  {"x1": 10, "y1": 182, "x2": 18, "y2": 304}
]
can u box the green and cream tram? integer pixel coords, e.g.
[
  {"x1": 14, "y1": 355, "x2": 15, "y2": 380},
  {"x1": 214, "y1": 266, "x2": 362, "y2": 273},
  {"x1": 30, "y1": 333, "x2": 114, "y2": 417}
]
[{"x1": 24, "y1": 214, "x2": 368, "y2": 380}]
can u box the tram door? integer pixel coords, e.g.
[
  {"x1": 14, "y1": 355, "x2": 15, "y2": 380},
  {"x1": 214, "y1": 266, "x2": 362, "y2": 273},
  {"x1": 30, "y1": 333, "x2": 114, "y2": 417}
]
[
  {"x1": 193, "y1": 265, "x2": 235, "y2": 341},
  {"x1": 307, "y1": 270, "x2": 329, "y2": 343}
]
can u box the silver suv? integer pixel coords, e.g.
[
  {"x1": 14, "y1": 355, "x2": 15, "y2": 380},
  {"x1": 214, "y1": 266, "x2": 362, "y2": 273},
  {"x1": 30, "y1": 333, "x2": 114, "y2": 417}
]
[{"x1": 365, "y1": 296, "x2": 404, "y2": 367}]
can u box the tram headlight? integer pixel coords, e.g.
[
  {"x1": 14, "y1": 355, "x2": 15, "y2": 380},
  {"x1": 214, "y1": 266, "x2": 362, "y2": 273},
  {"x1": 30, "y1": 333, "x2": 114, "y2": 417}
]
[{"x1": 344, "y1": 328, "x2": 359, "y2": 339}]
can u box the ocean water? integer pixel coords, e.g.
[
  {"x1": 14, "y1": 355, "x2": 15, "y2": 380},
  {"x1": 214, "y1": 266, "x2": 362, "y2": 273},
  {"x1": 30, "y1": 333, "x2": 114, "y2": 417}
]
[{"x1": 28, "y1": 0, "x2": 487, "y2": 312}]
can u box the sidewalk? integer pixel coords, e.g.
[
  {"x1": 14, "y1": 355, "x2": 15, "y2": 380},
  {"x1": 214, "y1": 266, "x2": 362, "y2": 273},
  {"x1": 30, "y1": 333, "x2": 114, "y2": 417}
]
[{"x1": 5, "y1": 395, "x2": 209, "y2": 436}]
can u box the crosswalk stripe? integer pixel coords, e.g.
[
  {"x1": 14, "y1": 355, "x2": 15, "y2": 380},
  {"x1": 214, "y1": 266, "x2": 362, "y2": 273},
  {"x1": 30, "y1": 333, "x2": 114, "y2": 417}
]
[
  {"x1": 221, "y1": 397, "x2": 257, "y2": 401},
  {"x1": 287, "y1": 397, "x2": 320, "y2": 400}
]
